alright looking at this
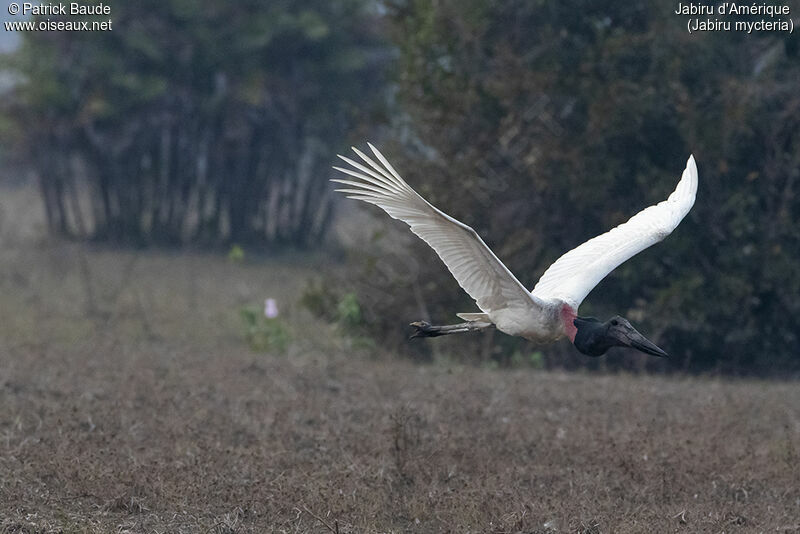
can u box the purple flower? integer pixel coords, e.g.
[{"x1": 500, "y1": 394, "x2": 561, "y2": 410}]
[{"x1": 264, "y1": 298, "x2": 279, "y2": 319}]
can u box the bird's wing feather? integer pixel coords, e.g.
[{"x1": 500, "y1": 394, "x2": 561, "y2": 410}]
[
  {"x1": 333, "y1": 144, "x2": 545, "y2": 316},
  {"x1": 531, "y1": 155, "x2": 698, "y2": 309}
]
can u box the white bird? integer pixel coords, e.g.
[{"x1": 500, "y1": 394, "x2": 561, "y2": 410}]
[{"x1": 332, "y1": 144, "x2": 698, "y2": 358}]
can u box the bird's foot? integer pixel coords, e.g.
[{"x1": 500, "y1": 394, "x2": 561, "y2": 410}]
[
  {"x1": 409, "y1": 320, "x2": 494, "y2": 339},
  {"x1": 409, "y1": 321, "x2": 441, "y2": 339}
]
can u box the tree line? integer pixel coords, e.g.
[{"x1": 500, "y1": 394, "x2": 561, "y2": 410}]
[
  {"x1": 2, "y1": 0, "x2": 798, "y2": 374},
  {"x1": 1, "y1": 0, "x2": 386, "y2": 246}
]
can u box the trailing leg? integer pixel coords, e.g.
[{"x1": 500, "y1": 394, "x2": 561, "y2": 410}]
[{"x1": 409, "y1": 320, "x2": 494, "y2": 339}]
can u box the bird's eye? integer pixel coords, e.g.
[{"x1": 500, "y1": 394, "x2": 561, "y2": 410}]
[{"x1": 610, "y1": 319, "x2": 619, "y2": 326}]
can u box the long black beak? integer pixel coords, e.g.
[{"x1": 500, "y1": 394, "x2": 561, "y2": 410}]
[{"x1": 617, "y1": 326, "x2": 669, "y2": 358}]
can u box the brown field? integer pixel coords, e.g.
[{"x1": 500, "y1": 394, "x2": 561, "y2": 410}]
[{"x1": 0, "y1": 186, "x2": 799, "y2": 533}]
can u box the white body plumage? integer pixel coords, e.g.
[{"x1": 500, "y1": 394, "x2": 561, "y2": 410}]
[{"x1": 333, "y1": 144, "x2": 698, "y2": 347}]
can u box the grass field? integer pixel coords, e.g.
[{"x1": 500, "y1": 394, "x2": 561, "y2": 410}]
[{"x1": 0, "y1": 186, "x2": 799, "y2": 533}]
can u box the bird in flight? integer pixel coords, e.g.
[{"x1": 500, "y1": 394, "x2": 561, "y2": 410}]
[{"x1": 332, "y1": 144, "x2": 697, "y2": 358}]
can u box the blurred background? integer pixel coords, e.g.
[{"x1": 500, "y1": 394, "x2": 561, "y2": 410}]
[
  {"x1": 3, "y1": 2, "x2": 800, "y2": 532},
  {"x1": 1, "y1": 0, "x2": 799, "y2": 375}
]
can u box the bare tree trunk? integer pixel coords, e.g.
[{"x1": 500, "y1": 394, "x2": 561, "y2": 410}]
[{"x1": 36, "y1": 94, "x2": 338, "y2": 248}]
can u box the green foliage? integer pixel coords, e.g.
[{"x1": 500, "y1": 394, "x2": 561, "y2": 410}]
[
  {"x1": 239, "y1": 305, "x2": 290, "y2": 355},
  {"x1": 336, "y1": 293, "x2": 363, "y2": 329},
  {"x1": 301, "y1": 282, "x2": 366, "y2": 331},
  {"x1": 227, "y1": 244, "x2": 245, "y2": 263},
  {"x1": 2, "y1": 0, "x2": 387, "y2": 246},
  {"x1": 300, "y1": 281, "x2": 378, "y2": 351}
]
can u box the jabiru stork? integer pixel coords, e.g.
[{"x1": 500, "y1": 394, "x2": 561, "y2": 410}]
[{"x1": 332, "y1": 144, "x2": 697, "y2": 358}]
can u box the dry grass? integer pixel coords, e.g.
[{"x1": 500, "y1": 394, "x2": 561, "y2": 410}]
[{"x1": 0, "y1": 185, "x2": 799, "y2": 533}]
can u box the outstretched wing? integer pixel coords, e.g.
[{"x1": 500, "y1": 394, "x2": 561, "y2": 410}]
[
  {"x1": 532, "y1": 155, "x2": 698, "y2": 309},
  {"x1": 332, "y1": 144, "x2": 545, "y2": 317}
]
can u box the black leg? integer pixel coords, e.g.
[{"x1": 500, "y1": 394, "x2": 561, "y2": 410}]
[{"x1": 409, "y1": 320, "x2": 493, "y2": 339}]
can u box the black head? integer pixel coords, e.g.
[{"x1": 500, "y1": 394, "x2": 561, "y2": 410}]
[{"x1": 573, "y1": 315, "x2": 668, "y2": 358}]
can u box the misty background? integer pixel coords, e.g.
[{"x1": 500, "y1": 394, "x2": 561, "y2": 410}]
[{"x1": 1, "y1": 0, "x2": 799, "y2": 375}]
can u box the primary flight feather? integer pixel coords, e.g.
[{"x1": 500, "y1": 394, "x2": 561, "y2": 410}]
[{"x1": 333, "y1": 144, "x2": 698, "y2": 358}]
